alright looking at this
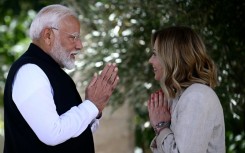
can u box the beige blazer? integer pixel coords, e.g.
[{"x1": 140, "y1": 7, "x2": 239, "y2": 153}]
[{"x1": 150, "y1": 83, "x2": 225, "y2": 153}]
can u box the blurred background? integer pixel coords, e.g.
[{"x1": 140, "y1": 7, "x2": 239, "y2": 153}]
[{"x1": 0, "y1": 0, "x2": 244, "y2": 153}]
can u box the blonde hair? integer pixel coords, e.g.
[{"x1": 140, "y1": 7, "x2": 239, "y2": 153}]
[{"x1": 152, "y1": 26, "x2": 218, "y2": 99}]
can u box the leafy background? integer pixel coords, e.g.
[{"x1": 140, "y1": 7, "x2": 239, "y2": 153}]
[{"x1": 0, "y1": 0, "x2": 244, "y2": 152}]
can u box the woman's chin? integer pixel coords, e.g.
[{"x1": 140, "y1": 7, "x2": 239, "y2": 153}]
[{"x1": 154, "y1": 75, "x2": 160, "y2": 81}]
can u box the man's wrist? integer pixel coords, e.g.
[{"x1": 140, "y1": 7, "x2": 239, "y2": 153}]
[{"x1": 96, "y1": 112, "x2": 102, "y2": 119}]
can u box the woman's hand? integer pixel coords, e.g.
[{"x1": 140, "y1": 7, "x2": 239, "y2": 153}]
[{"x1": 147, "y1": 90, "x2": 171, "y2": 128}]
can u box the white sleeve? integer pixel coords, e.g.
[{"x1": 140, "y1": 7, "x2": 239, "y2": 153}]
[
  {"x1": 90, "y1": 119, "x2": 100, "y2": 133},
  {"x1": 12, "y1": 64, "x2": 99, "y2": 146},
  {"x1": 157, "y1": 90, "x2": 217, "y2": 152}
]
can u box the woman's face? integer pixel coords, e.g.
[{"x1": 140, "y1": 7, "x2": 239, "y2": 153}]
[{"x1": 148, "y1": 39, "x2": 163, "y2": 81}]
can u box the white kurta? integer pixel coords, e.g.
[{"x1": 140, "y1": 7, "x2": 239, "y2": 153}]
[{"x1": 12, "y1": 64, "x2": 99, "y2": 146}]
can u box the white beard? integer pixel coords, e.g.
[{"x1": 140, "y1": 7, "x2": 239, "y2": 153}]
[{"x1": 50, "y1": 38, "x2": 78, "y2": 70}]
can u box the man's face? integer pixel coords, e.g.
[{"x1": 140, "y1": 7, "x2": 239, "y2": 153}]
[{"x1": 50, "y1": 16, "x2": 83, "y2": 69}]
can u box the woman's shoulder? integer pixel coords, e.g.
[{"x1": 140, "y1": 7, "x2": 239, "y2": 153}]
[
  {"x1": 184, "y1": 83, "x2": 215, "y2": 95},
  {"x1": 171, "y1": 83, "x2": 223, "y2": 117},
  {"x1": 179, "y1": 83, "x2": 220, "y2": 104}
]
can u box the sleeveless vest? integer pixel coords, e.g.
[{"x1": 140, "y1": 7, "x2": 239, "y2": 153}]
[{"x1": 4, "y1": 43, "x2": 94, "y2": 153}]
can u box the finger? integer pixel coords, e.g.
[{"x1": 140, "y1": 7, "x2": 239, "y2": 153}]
[
  {"x1": 88, "y1": 73, "x2": 98, "y2": 87},
  {"x1": 154, "y1": 93, "x2": 158, "y2": 108},
  {"x1": 100, "y1": 63, "x2": 116, "y2": 81},
  {"x1": 102, "y1": 75, "x2": 119, "y2": 100},
  {"x1": 111, "y1": 75, "x2": 119, "y2": 91},
  {"x1": 106, "y1": 63, "x2": 117, "y2": 78},
  {"x1": 99, "y1": 63, "x2": 111, "y2": 79},
  {"x1": 109, "y1": 67, "x2": 118, "y2": 84},
  {"x1": 158, "y1": 91, "x2": 163, "y2": 107},
  {"x1": 163, "y1": 97, "x2": 167, "y2": 108},
  {"x1": 104, "y1": 63, "x2": 117, "y2": 82},
  {"x1": 148, "y1": 94, "x2": 154, "y2": 111},
  {"x1": 109, "y1": 67, "x2": 119, "y2": 86}
]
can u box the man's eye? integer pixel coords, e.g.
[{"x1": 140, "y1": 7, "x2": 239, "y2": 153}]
[{"x1": 69, "y1": 36, "x2": 77, "y2": 41}]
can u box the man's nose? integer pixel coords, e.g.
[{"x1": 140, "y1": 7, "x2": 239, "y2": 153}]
[{"x1": 76, "y1": 40, "x2": 83, "y2": 50}]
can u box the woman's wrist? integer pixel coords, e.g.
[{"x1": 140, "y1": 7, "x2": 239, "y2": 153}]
[{"x1": 153, "y1": 121, "x2": 170, "y2": 135}]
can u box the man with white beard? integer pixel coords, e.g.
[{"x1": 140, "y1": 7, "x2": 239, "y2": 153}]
[{"x1": 3, "y1": 4, "x2": 119, "y2": 153}]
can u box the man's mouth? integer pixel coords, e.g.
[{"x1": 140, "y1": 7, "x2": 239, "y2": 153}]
[{"x1": 70, "y1": 51, "x2": 80, "y2": 59}]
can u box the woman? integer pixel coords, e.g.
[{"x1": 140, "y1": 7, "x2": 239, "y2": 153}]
[{"x1": 147, "y1": 26, "x2": 225, "y2": 153}]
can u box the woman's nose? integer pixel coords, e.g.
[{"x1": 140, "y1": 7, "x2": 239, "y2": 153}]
[{"x1": 148, "y1": 56, "x2": 153, "y2": 64}]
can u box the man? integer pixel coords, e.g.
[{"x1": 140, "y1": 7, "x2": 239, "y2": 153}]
[{"x1": 3, "y1": 4, "x2": 119, "y2": 153}]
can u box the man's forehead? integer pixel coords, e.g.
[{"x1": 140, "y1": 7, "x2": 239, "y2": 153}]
[
  {"x1": 59, "y1": 17, "x2": 80, "y2": 29},
  {"x1": 60, "y1": 16, "x2": 79, "y2": 25}
]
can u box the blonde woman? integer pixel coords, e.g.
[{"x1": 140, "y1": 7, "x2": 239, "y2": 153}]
[{"x1": 148, "y1": 26, "x2": 225, "y2": 153}]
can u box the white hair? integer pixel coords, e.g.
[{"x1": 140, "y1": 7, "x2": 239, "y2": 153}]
[{"x1": 29, "y1": 4, "x2": 77, "y2": 40}]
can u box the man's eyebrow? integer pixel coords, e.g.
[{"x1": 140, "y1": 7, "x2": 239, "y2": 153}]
[{"x1": 71, "y1": 32, "x2": 80, "y2": 36}]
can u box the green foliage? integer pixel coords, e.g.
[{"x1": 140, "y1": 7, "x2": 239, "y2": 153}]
[{"x1": 0, "y1": 0, "x2": 244, "y2": 152}]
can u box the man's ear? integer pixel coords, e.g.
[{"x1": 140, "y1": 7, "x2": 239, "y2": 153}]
[{"x1": 42, "y1": 28, "x2": 54, "y2": 46}]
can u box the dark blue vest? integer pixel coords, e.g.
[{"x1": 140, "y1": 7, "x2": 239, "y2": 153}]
[{"x1": 4, "y1": 43, "x2": 94, "y2": 153}]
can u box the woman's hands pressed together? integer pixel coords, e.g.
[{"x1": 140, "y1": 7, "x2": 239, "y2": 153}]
[{"x1": 147, "y1": 89, "x2": 171, "y2": 133}]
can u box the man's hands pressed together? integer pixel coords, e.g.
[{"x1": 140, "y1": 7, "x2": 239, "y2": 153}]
[{"x1": 85, "y1": 63, "x2": 119, "y2": 113}]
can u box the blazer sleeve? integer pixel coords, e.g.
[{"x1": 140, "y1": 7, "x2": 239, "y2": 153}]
[
  {"x1": 150, "y1": 86, "x2": 219, "y2": 153},
  {"x1": 150, "y1": 128, "x2": 173, "y2": 153}
]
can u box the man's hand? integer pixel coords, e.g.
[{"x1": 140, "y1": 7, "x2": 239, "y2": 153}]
[{"x1": 85, "y1": 63, "x2": 119, "y2": 112}]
